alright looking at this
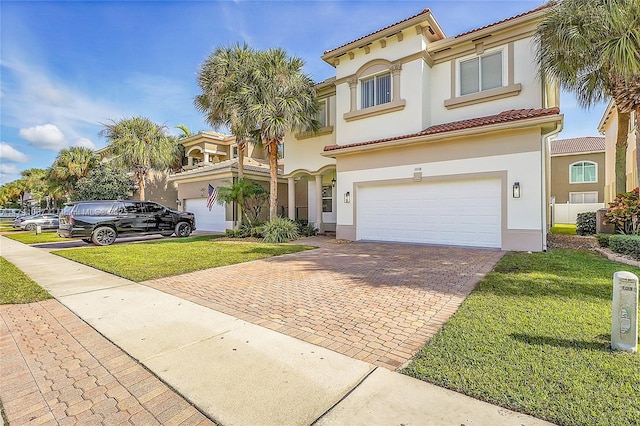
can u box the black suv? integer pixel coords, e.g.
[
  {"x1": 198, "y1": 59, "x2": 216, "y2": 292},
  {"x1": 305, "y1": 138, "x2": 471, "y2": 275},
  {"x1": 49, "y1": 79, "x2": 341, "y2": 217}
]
[{"x1": 58, "y1": 200, "x2": 196, "y2": 246}]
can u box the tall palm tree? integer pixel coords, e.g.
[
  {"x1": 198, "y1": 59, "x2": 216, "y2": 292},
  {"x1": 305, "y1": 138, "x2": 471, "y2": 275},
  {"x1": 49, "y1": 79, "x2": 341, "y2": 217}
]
[
  {"x1": 239, "y1": 48, "x2": 320, "y2": 219},
  {"x1": 51, "y1": 146, "x2": 99, "y2": 199},
  {"x1": 100, "y1": 116, "x2": 176, "y2": 201},
  {"x1": 195, "y1": 43, "x2": 255, "y2": 182},
  {"x1": 536, "y1": 0, "x2": 640, "y2": 194}
]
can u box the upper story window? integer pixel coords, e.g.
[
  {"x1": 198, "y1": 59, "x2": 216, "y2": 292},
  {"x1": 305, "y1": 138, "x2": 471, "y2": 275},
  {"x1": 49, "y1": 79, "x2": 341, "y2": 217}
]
[
  {"x1": 361, "y1": 72, "x2": 391, "y2": 109},
  {"x1": 318, "y1": 99, "x2": 329, "y2": 127},
  {"x1": 570, "y1": 161, "x2": 597, "y2": 183},
  {"x1": 460, "y1": 50, "x2": 503, "y2": 96}
]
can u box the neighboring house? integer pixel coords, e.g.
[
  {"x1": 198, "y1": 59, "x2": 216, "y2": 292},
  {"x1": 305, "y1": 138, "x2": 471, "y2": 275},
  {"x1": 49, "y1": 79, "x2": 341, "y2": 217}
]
[
  {"x1": 168, "y1": 131, "x2": 288, "y2": 231},
  {"x1": 282, "y1": 5, "x2": 562, "y2": 251},
  {"x1": 599, "y1": 101, "x2": 639, "y2": 202},
  {"x1": 549, "y1": 137, "x2": 605, "y2": 224},
  {"x1": 94, "y1": 146, "x2": 179, "y2": 211}
]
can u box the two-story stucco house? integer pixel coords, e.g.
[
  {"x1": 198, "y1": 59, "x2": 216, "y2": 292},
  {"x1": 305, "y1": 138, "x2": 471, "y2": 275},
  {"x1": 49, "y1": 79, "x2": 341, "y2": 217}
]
[
  {"x1": 283, "y1": 5, "x2": 562, "y2": 251},
  {"x1": 549, "y1": 137, "x2": 606, "y2": 224}
]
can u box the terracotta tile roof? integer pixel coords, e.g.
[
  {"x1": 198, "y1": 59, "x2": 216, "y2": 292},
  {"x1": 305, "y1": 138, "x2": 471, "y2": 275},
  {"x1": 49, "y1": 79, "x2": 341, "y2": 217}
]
[
  {"x1": 323, "y1": 8, "x2": 432, "y2": 55},
  {"x1": 455, "y1": 3, "x2": 552, "y2": 38},
  {"x1": 324, "y1": 107, "x2": 561, "y2": 152},
  {"x1": 550, "y1": 137, "x2": 605, "y2": 155}
]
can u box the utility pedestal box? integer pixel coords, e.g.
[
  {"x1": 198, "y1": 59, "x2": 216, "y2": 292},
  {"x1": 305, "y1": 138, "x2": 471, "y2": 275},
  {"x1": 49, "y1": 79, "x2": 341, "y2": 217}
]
[{"x1": 612, "y1": 271, "x2": 638, "y2": 352}]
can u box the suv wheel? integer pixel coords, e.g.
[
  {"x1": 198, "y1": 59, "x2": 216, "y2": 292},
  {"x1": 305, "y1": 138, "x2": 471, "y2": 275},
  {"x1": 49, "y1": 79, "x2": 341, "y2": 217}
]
[
  {"x1": 92, "y1": 226, "x2": 117, "y2": 246},
  {"x1": 175, "y1": 222, "x2": 192, "y2": 238}
]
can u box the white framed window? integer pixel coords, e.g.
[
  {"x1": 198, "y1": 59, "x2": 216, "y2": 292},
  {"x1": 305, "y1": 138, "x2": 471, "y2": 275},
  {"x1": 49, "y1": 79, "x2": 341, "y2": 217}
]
[
  {"x1": 322, "y1": 185, "x2": 333, "y2": 213},
  {"x1": 361, "y1": 72, "x2": 391, "y2": 109},
  {"x1": 317, "y1": 99, "x2": 329, "y2": 127},
  {"x1": 459, "y1": 50, "x2": 503, "y2": 96},
  {"x1": 570, "y1": 161, "x2": 597, "y2": 183},
  {"x1": 569, "y1": 192, "x2": 598, "y2": 204}
]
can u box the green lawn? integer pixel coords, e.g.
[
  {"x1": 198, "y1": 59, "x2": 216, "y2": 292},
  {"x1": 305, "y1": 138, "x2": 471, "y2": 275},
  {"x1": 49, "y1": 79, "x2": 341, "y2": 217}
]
[
  {"x1": 52, "y1": 235, "x2": 314, "y2": 281},
  {"x1": 550, "y1": 223, "x2": 577, "y2": 235},
  {"x1": 0, "y1": 257, "x2": 52, "y2": 304},
  {"x1": 403, "y1": 249, "x2": 640, "y2": 426},
  {"x1": 2, "y1": 231, "x2": 74, "y2": 244}
]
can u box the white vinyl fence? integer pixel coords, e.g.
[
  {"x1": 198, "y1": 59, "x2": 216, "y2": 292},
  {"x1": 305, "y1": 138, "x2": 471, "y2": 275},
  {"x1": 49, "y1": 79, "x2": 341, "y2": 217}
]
[{"x1": 552, "y1": 202, "x2": 605, "y2": 225}]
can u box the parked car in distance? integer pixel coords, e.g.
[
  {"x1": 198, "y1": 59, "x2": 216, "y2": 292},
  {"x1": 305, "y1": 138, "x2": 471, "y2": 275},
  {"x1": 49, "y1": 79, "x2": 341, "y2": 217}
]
[
  {"x1": 58, "y1": 200, "x2": 196, "y2": 246},
  {"x1": 15, "y1": 214, "x2": 59, "y2": 231}
]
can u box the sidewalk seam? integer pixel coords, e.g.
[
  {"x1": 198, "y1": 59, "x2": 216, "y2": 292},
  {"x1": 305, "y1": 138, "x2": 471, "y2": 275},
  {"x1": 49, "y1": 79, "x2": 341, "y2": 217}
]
[{"x1": 310, "y1": 366, "x2": 378, "y2": 426}]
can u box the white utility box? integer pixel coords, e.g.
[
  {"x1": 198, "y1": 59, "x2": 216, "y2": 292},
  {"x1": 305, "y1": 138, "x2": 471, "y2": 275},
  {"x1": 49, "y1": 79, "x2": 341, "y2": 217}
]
[{"x1": 612, "y1": 271, "x2": 638, "y2": 352}]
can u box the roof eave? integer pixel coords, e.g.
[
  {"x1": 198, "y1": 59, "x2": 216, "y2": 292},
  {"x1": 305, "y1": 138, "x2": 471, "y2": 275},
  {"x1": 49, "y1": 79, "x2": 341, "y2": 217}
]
[
  {"x1": 321, "y1": 12, "x2": 445, "y2": 66},
  {"x1": 322, "y1": 113, "x2": 563, "y2": 157}
]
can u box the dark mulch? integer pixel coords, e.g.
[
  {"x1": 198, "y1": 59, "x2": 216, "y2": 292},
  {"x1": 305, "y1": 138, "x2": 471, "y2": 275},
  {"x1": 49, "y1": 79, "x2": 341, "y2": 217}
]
[{"x1": 547, "y1": 233, "x2": 598, "y2": 250}]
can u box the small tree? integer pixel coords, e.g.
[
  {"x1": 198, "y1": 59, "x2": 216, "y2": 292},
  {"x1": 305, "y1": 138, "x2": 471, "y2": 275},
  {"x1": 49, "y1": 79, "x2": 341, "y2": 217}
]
[
  {"x1": 604, "y1": 187, "x2": 640, "y2": 234},
  {"x1": 216, "y1": 178, "x2": 268, "y2": 225},
  {"x1": 72, "y1": 163, "x2": 133, "y2": 201}
]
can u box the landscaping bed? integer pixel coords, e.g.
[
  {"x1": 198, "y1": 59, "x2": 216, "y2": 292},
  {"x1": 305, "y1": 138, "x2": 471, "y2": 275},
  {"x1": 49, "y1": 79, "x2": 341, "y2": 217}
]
[
  {"x1": 52, "y1": 235, "x2": 314, "y2": 281},
  {"x1": 403, "y1": 249, "x2": 640, "y2": 426}
]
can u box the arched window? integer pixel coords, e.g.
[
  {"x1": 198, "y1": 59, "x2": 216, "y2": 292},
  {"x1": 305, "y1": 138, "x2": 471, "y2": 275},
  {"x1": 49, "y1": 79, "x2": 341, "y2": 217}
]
[{"x1": 570, "y1": 161, "x2": 597, "y2": 183}]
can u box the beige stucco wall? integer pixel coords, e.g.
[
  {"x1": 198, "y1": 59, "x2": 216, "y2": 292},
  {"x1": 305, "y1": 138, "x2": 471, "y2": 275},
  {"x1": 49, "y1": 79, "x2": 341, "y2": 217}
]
[{"x1": 550, "y1": 153, "x2": 605, "y2": 203}]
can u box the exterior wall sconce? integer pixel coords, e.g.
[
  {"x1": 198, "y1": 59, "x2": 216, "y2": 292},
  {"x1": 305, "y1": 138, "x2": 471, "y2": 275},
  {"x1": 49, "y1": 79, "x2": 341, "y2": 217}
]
[
  {"x1": 344, "y1": 191, "x2": 351, "y2": 203},
  {"x1": 331, "y1": 177, "x2": 336, "y2": 187},
  {"x1": 176, "y1": 199, "x2": 181, "y2": 206},
  {"x1": 513, "y1": 182, "x2": 521, "y2": 198},
  {"x1": 199, "y1": 187, "x2": 205, "y2": 197}
]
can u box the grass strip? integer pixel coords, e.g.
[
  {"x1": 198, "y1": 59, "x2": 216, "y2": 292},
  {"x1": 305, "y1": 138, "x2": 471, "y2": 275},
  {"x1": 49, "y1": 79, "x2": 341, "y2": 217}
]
[
  {"x1": 550, "y1": 223, "x2": 577, "y2": 235},
  {"x1": 403, "y1": 249, "x2": 640, "y2": 425},
  {"x1": 3, "y1": 231, "x2": 72, "y2": 244},
  {"x1": 52, "y1": 236, "x2": 314, "y2": 281},
  {"x1": 0, "y1": 257, "x2": 52, "y2": 304}
]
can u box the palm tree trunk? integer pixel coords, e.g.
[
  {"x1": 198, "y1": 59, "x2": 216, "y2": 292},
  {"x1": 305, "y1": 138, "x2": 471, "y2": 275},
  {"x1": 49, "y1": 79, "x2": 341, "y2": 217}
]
[
  {"x1": 268, "y1": 140, "x2": 278, "y2": 220},
  {"x1": 635, "y1": 109, "x2": 640, "y2": 190},
  {"x1": 237, "y1": 139, "x2": 245, "y2": 226},
  {"x1": 137, "y1": 173, "x2": 146, "y2": 201},
  {"x1": 616, "y1": 111, "x2": 631, "y2": 195}
]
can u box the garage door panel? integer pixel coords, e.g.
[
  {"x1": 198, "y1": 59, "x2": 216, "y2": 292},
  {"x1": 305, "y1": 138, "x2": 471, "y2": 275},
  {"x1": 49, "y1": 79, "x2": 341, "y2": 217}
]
[
  {"x1": 185, "y1": 198, "x2": 226, "y2": 232},
  {"x1": 357, "y1": 179, "x2": 501, "y2": 248}
]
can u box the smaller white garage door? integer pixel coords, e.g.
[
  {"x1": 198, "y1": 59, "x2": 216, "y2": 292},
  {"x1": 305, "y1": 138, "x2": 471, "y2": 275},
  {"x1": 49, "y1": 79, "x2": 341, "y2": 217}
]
[
  {"x1": 357, "y1": 178, "x2": 501, "y2": 248},
  {"x1": 184, "y1": 198, "x2": 226, "y2": 232}
]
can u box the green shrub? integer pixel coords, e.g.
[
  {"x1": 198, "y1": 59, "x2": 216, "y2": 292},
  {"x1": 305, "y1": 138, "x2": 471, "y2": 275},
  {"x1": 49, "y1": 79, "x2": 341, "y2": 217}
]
[
  {"x1": 576, "y1": 211, "x2": 597, "y2": 235},
  {"x1": 225, "y1": 229, "x2": 242, "y2": 238},
  {"x1": 596, "y1": 233, "x2": 611, "y2": 248},
  {"x1": 263, "y1": 217, "x2": 300, "y2": 243},
  {"x1": 609, "y1": 234, "x2": 640, "y2": 259},
  {"x1": 295, "y1": 220, "x2": 318, "y2": 237}
]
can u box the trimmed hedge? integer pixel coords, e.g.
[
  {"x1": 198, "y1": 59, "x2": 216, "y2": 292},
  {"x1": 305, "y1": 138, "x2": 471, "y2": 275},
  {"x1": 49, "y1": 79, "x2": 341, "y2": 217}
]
[
  {"x1": 608, "y1": 234, "x2": 640, "y2": 260},
  {"x1": 596, "y1": 233, "x2": 611, "y2": 248},
  {"x1": 576, "y1": 211, "x2": 597, "y2": 235}
]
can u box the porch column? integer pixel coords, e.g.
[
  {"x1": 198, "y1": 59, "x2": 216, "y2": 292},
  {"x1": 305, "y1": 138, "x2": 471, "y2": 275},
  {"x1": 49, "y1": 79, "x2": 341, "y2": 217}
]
[
  {"x1": 187, "y1": 156, "x2": 193, "y2": 166},
  {"x1": 315, "y1": 175, "x2": 323, "y2": 232},
  {"x1": 204, "y1": 152, "x2": 210, "y2": 163},
  {"x1": 287, "y1": 177, "x2": 295, "y2": 220}
]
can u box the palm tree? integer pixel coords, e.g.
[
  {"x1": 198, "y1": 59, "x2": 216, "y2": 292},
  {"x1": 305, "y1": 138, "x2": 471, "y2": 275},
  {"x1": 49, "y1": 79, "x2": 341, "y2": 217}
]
[
  {"x1": 239, "y1": 48, "x2": 320, "y2": 219},
  {"x1": 195, "y1": 43, "x2": 256, "y2": 182},
  {"x1": 536, "y1": 0, "x2": 640, "y2": 194},
  {"x1": 51, "y1": 146, "x2": 99, "y2": 199},
  {"x1": 100, "y1": 117, "x2": 176, "y2": 201}
]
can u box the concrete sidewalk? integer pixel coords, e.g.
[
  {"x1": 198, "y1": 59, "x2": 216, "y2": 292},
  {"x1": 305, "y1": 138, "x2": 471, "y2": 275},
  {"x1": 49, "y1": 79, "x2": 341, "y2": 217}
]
[{"x1": 0, "y1": 236, "x2": 553, "y2": 425}]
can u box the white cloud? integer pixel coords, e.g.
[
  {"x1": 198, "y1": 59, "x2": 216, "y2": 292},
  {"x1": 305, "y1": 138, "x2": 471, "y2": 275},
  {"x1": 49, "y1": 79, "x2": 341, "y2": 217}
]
[
  {"x1": 73, "y1": 137, "x2": 96, "y2": 149},
  {"x1": 19, "y1": 123, "x2": 67, "y2": 150},
  {"x1": 0, "y1": 163, "x2": 19, "y2": 175},
  {"x1": 0, "y1": 142, "x2": 28, "y2": 162}
]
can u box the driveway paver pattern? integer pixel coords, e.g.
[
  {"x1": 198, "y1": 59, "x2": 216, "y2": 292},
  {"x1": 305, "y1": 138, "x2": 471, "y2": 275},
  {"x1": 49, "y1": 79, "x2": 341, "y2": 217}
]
[
  {"x1": 143, "y1": 238, "x2": 504, "y2": 370},
  {"x1": 0, "y1": 299, "x2": 214, "y2": 426}
]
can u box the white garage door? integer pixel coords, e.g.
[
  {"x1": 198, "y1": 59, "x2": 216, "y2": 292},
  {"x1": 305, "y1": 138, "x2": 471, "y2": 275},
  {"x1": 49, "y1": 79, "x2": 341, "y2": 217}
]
[
  {"x1": 357, "y1": 179, "x2": 501, "y2": 248},
  {"x1": 184, "y1": 198, "x2": 227, "y2": 232}
]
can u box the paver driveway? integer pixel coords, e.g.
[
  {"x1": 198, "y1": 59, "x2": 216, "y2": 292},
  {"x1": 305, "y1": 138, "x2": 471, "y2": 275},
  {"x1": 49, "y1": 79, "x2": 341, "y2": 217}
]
[{"x1": 143, "y1": 238, "x2": 504, "y2": 370}]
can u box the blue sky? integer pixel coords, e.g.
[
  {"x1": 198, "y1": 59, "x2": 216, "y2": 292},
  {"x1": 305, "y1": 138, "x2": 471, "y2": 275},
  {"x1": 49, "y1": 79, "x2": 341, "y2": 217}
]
[{"x1": 0, "y1": 0, "x2": 608, "y2": 184}]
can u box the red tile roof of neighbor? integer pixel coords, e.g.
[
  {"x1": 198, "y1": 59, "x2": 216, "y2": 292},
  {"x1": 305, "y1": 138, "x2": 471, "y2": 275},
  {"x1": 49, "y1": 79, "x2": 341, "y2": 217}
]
[
  {"x1": 550, "y1": 137, "x2": 606, "y2": 155},
  {"x1": 324, "y1": 107, "x2": 561, "y2": 152}
]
